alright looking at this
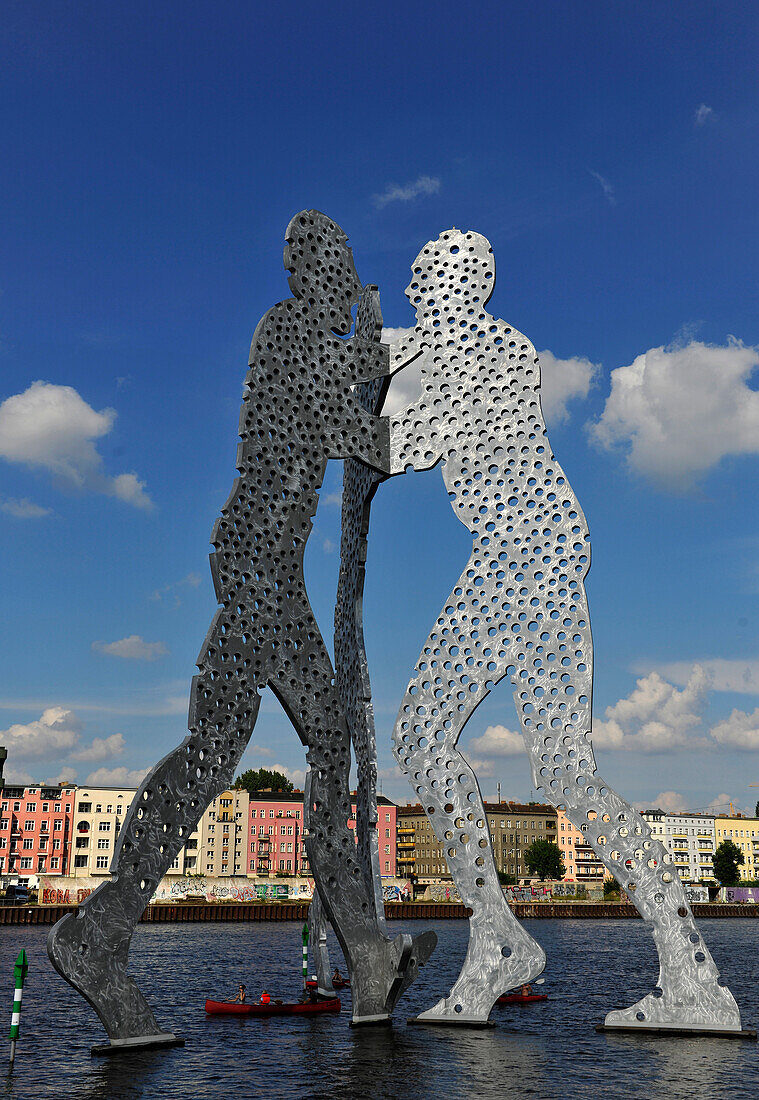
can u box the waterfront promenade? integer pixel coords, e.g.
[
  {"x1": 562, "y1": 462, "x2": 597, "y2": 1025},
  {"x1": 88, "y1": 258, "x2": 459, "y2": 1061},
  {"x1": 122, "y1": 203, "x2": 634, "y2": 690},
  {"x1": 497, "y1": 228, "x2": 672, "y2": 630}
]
[{"x1": 2, "y1": 901, "x2": 759, "y2": 925}]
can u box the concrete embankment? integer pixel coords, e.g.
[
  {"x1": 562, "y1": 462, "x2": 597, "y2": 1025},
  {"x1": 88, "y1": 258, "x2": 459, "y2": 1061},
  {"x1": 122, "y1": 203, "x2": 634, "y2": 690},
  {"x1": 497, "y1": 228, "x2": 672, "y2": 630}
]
[{"x1": 1, "y1": 902, "x2": 758, "y2": 924}]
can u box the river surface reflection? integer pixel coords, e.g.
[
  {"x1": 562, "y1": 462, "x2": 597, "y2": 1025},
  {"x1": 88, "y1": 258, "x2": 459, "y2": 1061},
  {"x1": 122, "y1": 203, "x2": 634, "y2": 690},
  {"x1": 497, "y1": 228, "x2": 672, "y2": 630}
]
[{"x1": 1, "y1": 918, "x2": 757, "y2": 1100}]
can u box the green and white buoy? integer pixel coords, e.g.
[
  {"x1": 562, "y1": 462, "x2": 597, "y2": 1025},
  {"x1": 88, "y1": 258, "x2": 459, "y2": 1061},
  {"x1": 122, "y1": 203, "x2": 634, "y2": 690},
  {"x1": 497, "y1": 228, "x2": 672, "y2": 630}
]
[{"x1": 9, "y1": 949, "x2": 28, "y2": 1065}]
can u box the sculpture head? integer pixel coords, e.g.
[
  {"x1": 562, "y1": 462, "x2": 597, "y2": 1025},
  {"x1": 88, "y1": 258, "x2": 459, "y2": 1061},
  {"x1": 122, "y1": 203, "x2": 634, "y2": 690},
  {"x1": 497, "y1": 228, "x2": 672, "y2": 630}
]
[
  {"x1": 284, "y1": 210, "x2": 363, "y2": 335},
  {"x1": 405, "y1": 229, "x2": 495, "y2": 322}
]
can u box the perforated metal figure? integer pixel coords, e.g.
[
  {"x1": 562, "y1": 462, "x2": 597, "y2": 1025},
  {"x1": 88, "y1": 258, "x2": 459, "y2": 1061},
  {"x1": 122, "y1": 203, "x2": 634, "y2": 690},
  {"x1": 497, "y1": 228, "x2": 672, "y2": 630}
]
[
  {"x1": 387, "y1": 228, "x2": 742, "y2": 1032},
  {"x1": 47, "y1": 211, "x2": 435, "y2": 1047}
]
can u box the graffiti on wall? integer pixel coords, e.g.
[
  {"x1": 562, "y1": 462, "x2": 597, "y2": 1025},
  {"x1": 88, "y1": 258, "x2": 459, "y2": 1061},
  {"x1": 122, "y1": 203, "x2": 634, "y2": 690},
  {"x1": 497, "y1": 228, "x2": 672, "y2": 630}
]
[
  {"x1": 40, "y1": 875, "x2": 316, "y2": 905},
  {"x1": 382, "y1": 881, "x2": 412, "y2": 902}
]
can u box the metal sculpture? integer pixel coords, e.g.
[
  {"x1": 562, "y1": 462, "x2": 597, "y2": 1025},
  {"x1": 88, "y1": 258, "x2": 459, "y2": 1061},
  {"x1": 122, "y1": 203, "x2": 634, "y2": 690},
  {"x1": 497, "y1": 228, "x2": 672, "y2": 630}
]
[
  {"x1": 47, "y1": 211, "x2": 435, "y2": 1049},
  {"x1": 387, "y1": 228, "x2": 743, "y2": 1033}
]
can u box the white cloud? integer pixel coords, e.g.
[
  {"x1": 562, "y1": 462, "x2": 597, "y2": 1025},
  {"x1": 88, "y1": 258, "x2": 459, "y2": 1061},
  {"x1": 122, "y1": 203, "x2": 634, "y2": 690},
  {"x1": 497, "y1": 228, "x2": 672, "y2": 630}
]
[
  {"x1": 0, "y1": 706, "x2": 82, "y2": 758},
  {"x1": 1, "y1": 498, "x2": 51, "y2": 518},
  {"x1": 468, "y1": 724, "x2": 525, "y2": 757},
  {"x1": 695, "y1": 103, "x2": 715, "y2": 126},
  {"x1": 85, "y1": 765, "x2": 151, "y2": 786},
  {"x1": 373, "y1": 175, "x2": 441, "y2": 209},
  {"x1": 635, "y1": 790, "x2": 688, "y2": 813},
  {"x1": 250, "y1": 743, "x2": 274, "y2": 759},
  {"x1": 92, "y1": 635, "x2": 168, "y2": 661},
  {"x1": 320, "y1": 491, "x2": 343, "y2": 507},
  {"x1": 588, "y1": 339, "x2": 759, "y2": 488},
  {"x1": 710, "y1": 707, "x2": 759, "y2": 750},
  {"x1": 589, "y1": 170, "x2": 616, "y2": 206},
  {"x1": 381, "y1": 329, "x2": 598, "y2": 426},
  {"x1": 70, "y1": 733, "x2": 125, "y2": 762},
  {"x1": 592, "y1": 668, "x2": 710, "y2": 752},
  {"x1": 0, "y1": 381, "x2": 152, "y2": 508},
  {"x1": 642, "y1": 658, "x2": 759, "y2": 696},
  {"x1": 538, "y1": 350, "x2": 600, "y2": 424},
  {"x1": 50, "y1": 767, "x2": 78, "y2": 784},
  {"x1": 3, "y1": 766, "x2": 34, "y2": 785},
  {"x1": 150, "y1": 572, "x2": 203, "y2": 605},
  {"x1": 322, "y1": 538, "x2": 335, "y2": 554}
]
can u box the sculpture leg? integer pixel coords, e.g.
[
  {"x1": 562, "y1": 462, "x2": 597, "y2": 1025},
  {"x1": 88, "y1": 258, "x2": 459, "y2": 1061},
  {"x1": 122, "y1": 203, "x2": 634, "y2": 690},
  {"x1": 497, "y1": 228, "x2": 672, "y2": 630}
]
[
  {"x1": 47, "y1": 689, "x2": 261, "y2": 1045},
  {"x1": 392, "y1": 598, "x2": 546, "y2": 1025},
  {"x1": 307, "y1": 885, "x2": 335, "y2": 997},
  {"x1": 527, "y1": 746, "x2": 742, "y2": 1032},
  {"x1": 270, "y1": 633, "x2": 436, "y2": 1023}
]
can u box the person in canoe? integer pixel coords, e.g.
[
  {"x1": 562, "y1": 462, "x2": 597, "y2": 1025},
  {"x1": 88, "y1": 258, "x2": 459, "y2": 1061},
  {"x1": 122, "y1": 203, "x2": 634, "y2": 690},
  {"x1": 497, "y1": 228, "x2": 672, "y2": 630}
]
[
  {"x1": 260, "y1": 990, "x2": 271, "y2": 1005},
  {"x1": 332, "y1": 968, "x2": 344, "y2": 984},
  {"x1": 229, "y1": 984, "x2": 247, "y2": 1004}
]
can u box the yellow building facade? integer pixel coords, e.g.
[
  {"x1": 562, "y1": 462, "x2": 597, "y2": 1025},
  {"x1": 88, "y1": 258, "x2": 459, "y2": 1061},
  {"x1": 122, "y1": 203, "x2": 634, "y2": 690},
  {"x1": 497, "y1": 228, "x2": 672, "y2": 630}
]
[{"x1": 714, "y1": 815, "x2": 759, "y2": 879}]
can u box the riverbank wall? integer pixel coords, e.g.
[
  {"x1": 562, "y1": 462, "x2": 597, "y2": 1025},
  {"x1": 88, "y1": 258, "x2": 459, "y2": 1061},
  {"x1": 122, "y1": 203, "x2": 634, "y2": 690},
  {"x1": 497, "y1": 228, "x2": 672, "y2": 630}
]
[{"x1": 2, "y1": 902, "x2": 759, "y2": 925}]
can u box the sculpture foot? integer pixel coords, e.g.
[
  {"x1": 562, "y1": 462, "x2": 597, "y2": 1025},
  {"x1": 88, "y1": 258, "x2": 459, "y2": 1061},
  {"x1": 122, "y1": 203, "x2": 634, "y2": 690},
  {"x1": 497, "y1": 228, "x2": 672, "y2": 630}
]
[
  {"x1": 603, "y1": 983, "x2": 743, "y2": 1034},
  {"x1": 413, "y1": 925, "x2": 546, "y2": 1025},
  {"x1": 351, "y1": 930, "x2": 437, "y2": 1023},
  {"x1": 48, "y1": 894, "x2": 167, "y2": 1042}
]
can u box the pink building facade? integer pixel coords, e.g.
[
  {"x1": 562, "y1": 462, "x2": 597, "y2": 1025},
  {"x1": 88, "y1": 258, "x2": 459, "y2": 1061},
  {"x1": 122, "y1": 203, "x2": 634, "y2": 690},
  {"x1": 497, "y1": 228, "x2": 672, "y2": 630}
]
[
  {"x1": 556, "y1": 808, "x2": 604, "y2": 882},
  {"x1": 0, "y1": 784, "x2": 76, "y2": 879},
  {"x1": 247, "y1": 791, "x2": 397, "y2": 877}
]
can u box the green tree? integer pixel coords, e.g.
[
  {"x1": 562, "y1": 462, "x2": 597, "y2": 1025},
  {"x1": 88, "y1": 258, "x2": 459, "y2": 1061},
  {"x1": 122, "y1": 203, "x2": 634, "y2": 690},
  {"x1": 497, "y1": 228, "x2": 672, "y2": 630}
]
[
  {"x1": 603, "y1": 876, "x2": 620, "y2": 899},
  {"x1": 234, "y1": 768, "x2": 294, "y2": 795},
  {"x1": 498, "y1": 872, "x2": 518, "y2": 885},
  {"x1": 712, "y1": 839, "x2": 744, "y2": 887},
  {"x1": 523, "y1": 839, "x2": 565, "y2": 881}
]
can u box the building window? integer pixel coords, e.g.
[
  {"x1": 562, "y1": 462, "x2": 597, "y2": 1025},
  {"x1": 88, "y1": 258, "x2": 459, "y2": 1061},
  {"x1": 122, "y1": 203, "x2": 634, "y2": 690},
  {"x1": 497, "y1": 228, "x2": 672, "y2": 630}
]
[
  {"x1": 106, "y1": 805, "x2": 113, "y2": 813},
  {"x1": 53, "y1": 839, "x2": 61, "y2": 850},
  {"x1": 97, "y1": 839, "x2": 109, "y2": 850},
  {"x1": 54, "y1": 819, "x2": 62, "y2": 831},
  {"x1": 20, "y1": 858, "x2": 33, "y2": 869},
  {"x1": 23, "y1": 839, "x2": 33, "y2": 850},
  {"x1": 0, "y1": 820, "x2": 7, "y2": 830},
  {"x1": 51, "y1": 858, "x2": 59, "y2": 869},
  {"x1": 95, "y1": 804, "x2": 102, "y2": 813},
  {"x1": 24, "y1": 821, "x2": 34, "y2": 831},
  {"x1": 78, "y1": 802, "x2": 91, "y2": 813},
  {"x1": 98, "y1": 822, "x2": 111, "y2": 832},
  {"x1": 96, "y1": 856, "x2": 109, "y2": 869},
  {"x1": 25, "y1": 803, "x2": 35, "y2": 812}
]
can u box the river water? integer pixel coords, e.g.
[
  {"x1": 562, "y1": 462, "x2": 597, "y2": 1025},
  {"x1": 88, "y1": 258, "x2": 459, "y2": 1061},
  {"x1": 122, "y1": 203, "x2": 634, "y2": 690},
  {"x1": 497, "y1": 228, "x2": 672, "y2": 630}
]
[{"x1": 1, "y1": 918, "x2": 758, "y2": 1100}]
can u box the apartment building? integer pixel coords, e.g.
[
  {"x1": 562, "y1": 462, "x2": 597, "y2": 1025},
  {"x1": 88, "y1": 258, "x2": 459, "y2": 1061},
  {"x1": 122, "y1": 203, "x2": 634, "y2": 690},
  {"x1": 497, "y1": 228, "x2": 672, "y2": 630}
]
[
  {"x1": 199, "y1": 788, "x2": 250, "y2": 877},
  {"x1": 714, "y1": 814, "x2": 759, "y2": 878},
  {"x1": 640, "y1": 809, "x2": 716, "y2": 882},
  {"x1": 0, "y1": 784, "x2": 76, "y2": 878},
  {"x1": 247, "y1": 790, "x2": 397, "y2": 877},
  {"x1": 556, "y1": 809, "x2": 605, "y2": 882},
  {"x1": 396, "y1": 801, "x2": 557, "y2": 883},
  {"x1": 70, "y1": 786, "x2": 138, "y2": 878}
]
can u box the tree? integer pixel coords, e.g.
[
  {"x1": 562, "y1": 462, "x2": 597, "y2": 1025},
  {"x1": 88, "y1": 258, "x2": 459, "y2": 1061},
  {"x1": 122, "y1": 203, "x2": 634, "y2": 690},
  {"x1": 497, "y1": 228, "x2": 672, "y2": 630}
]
[
  {"x1": 523, "y1": 839, "x2": 565, "y2": 881},
  {"x1": 498, "y1": 872, "x2": 518, "y2": 886},
  {"x1": 712, "y1": 839, "x2": 744, "y2": 887},
  {"x1": 603, "y1": 876, "x2": 620, "y2": 899},
  {"x1": 234, "y1": 768, "x2": 293, "y2": 795}
]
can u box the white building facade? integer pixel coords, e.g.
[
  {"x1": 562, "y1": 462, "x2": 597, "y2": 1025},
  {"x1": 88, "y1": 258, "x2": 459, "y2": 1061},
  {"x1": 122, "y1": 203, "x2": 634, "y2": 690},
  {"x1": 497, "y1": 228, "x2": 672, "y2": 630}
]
[{"x1": 640, "y1": 809, "x2": 716, "y2": 882}]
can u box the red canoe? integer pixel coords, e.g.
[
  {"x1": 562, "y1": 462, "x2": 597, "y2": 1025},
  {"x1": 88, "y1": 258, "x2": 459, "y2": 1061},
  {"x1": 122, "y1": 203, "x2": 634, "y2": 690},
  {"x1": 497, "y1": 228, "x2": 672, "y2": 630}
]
[
  {"x1": 496, "y1": 993, "x2": 548, "y2": 1005},
  {"x1": 205, "y1": 998, "x2": 341, "y2": 1016},
  {"x1": 306, "y1": 978, "x2": 350, "y2": 990}
]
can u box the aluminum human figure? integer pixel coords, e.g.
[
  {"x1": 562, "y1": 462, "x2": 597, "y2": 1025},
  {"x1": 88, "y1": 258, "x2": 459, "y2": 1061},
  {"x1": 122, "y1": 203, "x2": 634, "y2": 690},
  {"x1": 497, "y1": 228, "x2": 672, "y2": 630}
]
[
  {"x1": 47, "y1": 211, "x2": 435, "y2": 1046},
  {"x1": 387, "y1": 228, "x2": 742, "y2": 1032}
]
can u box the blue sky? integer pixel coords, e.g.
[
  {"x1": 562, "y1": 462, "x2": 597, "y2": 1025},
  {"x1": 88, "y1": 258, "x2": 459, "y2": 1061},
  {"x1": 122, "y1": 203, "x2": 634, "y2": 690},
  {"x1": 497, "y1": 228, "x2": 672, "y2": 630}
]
[{"x1": 1, "y1": 1, "x2": 758, "y2": 813}]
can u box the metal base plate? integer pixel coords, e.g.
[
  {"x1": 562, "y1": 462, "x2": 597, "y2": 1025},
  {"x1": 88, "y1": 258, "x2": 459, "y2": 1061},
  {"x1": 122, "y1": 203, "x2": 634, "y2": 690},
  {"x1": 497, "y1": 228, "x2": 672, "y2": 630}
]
[
  {"x1": 91, "y1": 1034, "x2": 185, "y2": 1056},
  {"x1": 349, "y1": 1015, "x2": 392, "y2": 1028},
  {"x1": 407, "y1": 1016, "x2": 495, "y2": 1029},
  {"x1": 596, "y1": 1024, "x2": 756, "y2": 1040}
]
